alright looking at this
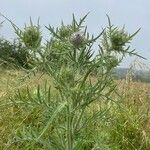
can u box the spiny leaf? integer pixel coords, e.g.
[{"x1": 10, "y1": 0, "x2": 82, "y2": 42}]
[{"x1": 78, "y1": 12, "x2": 90, "y2": 27}]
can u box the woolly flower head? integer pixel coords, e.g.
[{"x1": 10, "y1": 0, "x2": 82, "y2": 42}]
[{"x1": 70, "y1": 31, "x2": 85, "y2": 47}]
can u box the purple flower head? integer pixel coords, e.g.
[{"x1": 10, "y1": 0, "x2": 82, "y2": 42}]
[{"x1": 70, "y1": 31, "x2": 84, "y2": 47}]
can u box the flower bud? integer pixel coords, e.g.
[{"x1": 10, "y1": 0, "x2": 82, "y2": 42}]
[
  {"x1": 59, "y1": 25, "x2": 71, "y2": 38},
  {"x1": 22, "y1": 26, "x2": 41, "y2": 49},
  {"x1": 110, "y1": 29, "x2": 128, "y2": 52}
]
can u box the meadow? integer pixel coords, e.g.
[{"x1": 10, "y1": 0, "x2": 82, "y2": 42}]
[
  {"x1": 0, "y1": 14, "x2": 150, "y2": 149},
  {"x1": 0, "y1": 68, "x2": 150, "y2": 150}
]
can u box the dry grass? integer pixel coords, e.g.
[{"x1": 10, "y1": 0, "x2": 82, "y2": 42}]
[
  {"x1": 0, "y1": 68, "x2": 52, "y2": 98},
  {"x1": 0, "y1": 69, "x2": 150, "y2": 149}
]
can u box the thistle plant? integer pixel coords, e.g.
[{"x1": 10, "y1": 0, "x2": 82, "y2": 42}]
[
  {"x1": 0, "y1": 13, "x2": 144, "y2": 150},
  {"x1": 0, "y1": 13, "x2": 43, "y2": 69}
]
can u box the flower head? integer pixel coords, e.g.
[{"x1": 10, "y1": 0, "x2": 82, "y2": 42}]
[{"x1": 70, "y1": 31, "x2": 84, "y2": 47}]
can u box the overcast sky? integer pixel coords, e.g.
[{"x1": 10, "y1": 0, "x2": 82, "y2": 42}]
[{"x1": 0, "y1": 0, "x2": 150, "y2": 68}]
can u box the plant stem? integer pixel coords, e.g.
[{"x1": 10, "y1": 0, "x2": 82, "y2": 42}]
[
  {"x1": 67, "y1": 105, "x2": 73, "y2": 150},
  {"x1": 74, "y1": 108, "x2": 85, "y2": 132}
]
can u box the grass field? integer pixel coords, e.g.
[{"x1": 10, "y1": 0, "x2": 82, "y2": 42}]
[{"x1": 0, "y1": 68, "x2": 150, "y2": 149}]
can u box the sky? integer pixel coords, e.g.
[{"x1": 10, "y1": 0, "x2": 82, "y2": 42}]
[{"x1": 0, "y1": 0, "x2": 150, "y2": 68}]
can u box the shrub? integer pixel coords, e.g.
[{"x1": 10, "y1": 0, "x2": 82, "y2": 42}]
[{"x1": 0, "y1": 38, "x2": 32, "y2": 69}]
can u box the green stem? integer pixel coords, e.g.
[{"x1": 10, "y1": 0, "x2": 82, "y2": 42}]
[
  {"x1": 67, "y1": 105, "x2": 73, "y2": 150},
  {"x1": 74, "y1": 108, "x2": 85, "y2": 132}
]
